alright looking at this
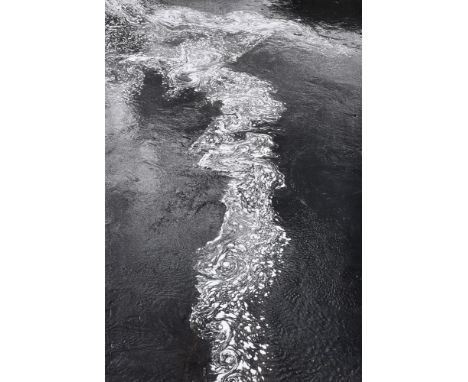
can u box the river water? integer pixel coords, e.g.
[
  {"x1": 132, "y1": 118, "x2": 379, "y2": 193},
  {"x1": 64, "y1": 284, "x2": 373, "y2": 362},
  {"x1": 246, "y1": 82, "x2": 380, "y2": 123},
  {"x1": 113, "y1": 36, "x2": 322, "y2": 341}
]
[{"x1": 106, "y1": 1, "x2": 361, "y2": 381}]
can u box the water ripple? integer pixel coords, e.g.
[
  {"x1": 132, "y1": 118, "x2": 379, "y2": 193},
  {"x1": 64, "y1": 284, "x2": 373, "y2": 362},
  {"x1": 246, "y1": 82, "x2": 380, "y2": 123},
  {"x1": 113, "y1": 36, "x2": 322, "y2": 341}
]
[{"x1": 107, "y1": 4, "x2": 299, "y2": 380}]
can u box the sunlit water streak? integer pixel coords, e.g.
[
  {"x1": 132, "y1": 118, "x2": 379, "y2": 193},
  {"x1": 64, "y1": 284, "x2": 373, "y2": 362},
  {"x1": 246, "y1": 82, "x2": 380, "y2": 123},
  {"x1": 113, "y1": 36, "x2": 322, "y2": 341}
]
[{"x1": 106, "y1": 2, "x2": 355, "y2": 380}]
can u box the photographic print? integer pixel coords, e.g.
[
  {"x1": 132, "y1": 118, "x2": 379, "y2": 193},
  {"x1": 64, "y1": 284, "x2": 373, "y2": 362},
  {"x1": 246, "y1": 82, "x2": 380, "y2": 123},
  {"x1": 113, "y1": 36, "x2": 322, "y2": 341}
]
[{"x1": 105, "y1": 0, "x2": 361, "y2": 381}]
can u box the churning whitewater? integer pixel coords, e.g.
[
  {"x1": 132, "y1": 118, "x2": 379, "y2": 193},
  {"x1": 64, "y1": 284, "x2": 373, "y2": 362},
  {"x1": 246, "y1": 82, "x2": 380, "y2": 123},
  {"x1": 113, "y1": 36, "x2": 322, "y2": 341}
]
[{"x1": 105, "y1": 2, "x2": 343, "y2": 380}]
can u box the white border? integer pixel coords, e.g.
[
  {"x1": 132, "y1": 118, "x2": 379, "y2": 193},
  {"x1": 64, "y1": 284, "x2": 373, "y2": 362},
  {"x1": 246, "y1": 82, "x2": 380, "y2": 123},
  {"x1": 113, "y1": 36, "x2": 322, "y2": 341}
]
[
  {"x1": 0, "y1": 0, "x2": 104, "y2": 381},
  {"x1": 364, "y1": 0, "x2": 468, "y2": 380}
]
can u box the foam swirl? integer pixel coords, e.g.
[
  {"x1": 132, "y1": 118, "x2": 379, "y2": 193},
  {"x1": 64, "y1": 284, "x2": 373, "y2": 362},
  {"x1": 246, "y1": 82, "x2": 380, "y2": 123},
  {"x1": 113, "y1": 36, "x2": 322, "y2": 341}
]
[
  {"x1": 146, "y1": 10, "x2": 292, "y2": 380},
  {"x1": 107, "y1": 4, "x2": 307, "y2": 381}
]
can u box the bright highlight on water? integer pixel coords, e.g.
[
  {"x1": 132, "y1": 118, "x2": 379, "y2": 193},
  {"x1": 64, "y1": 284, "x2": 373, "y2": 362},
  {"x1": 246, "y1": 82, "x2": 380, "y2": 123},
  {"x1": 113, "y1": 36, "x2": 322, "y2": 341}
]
[{"x1": 106, "y1": 1, "x2": 360, "y2": 381}]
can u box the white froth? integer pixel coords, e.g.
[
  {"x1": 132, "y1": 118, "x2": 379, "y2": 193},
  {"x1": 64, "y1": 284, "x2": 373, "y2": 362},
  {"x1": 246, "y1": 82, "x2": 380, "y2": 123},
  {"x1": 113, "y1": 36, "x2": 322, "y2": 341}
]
[{"x1": 106, "y1": 4, "x2": 334, "y2": 381}]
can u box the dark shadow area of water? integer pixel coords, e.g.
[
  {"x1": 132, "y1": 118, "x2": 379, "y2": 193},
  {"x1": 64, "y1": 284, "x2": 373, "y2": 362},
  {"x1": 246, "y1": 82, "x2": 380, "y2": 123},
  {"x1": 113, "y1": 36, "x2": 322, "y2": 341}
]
[
  {"x1": 232, "y1": 35, "x2": 361, "y2": 381},
  {"x1": 106, "y1": 70, "x2": 226, "y2": 382},
  {"x1": 272, "y1": 0, "x2": 362, "y2": 29}
]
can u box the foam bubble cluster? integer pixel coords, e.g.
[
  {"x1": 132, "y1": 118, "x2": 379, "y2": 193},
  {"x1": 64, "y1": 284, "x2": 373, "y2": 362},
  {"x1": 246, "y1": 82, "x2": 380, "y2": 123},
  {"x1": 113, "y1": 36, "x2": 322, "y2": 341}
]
[
  {"x1": 108, "y1": 4, "x2": 300, "y2": 381},
  {"x1": 190, "y1": 69, "x2": 290, "y2": 381}
]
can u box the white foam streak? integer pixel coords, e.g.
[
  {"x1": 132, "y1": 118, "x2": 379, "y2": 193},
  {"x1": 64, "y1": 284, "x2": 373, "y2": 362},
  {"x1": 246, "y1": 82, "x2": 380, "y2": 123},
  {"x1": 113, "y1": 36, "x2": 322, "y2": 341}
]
[
  {"x1": 107, "y1": 5, "x2": 310, "y2": 381},
  {"x1": 187, "y1": 66, "x2": 289, "y2": 381}
]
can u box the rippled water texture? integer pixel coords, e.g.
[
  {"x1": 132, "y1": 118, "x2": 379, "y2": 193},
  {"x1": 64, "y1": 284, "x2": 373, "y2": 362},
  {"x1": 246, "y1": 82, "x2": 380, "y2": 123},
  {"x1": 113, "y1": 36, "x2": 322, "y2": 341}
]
[{"x1": 106, "y1": 1, "x2": 361, "y2": 381}]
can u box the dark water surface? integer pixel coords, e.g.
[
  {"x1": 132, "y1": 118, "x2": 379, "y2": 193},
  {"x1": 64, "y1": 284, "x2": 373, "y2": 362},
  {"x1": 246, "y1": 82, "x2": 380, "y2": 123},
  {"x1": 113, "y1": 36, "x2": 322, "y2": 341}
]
[
  {"x1": 106, "y1": 1, "x2": 361, "y2": 381},
  {"x1": 233, "y1": 37, "x2": 361, "y2": 381},
  {"x1": 106, "y1": 71, "x2": 227, "y2": 381}
]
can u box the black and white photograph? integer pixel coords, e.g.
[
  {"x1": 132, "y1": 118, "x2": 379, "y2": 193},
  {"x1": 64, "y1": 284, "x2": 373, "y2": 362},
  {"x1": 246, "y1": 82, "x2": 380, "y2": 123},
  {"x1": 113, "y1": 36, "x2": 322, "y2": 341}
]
[
  {"x1": 105, "y1": 1, "x2": 361, "y2": 381},
  {"x1": 2, "y1": 1, "x2": 468, "y2": 382}
]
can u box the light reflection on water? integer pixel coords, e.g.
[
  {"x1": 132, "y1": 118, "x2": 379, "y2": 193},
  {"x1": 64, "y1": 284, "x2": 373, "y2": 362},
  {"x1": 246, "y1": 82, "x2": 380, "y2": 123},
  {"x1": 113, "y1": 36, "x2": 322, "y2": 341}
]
[{"x1": 106, "y1": 1, "x2": 361, "y2": 381}]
